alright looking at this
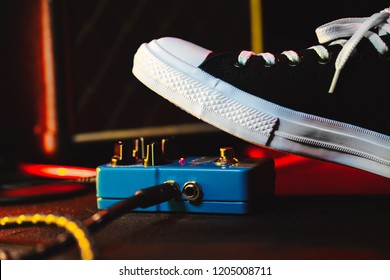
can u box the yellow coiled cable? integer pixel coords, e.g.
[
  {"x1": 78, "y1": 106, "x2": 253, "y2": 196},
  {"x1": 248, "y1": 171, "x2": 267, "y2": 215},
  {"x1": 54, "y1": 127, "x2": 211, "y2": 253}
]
[{"x1": 0, "y1": 214, "x2": 94, "y2": 260}]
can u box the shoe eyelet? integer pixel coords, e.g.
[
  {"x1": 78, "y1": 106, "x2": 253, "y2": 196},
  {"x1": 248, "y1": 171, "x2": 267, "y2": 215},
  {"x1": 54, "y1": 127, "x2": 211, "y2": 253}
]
[
  {"x1": 262, "y1": 57, "x2": 278, "y2": 68},
  {"x1": 234, "y1": 61, "x2": 245, "y2": 68},
  {"x1": 318, "y1": 52, "x2": 332, "y2": 65},
  {"x1": 288, "y1": 57, "x2": 302, "y2": 67},
  {"x1": 233, "y1": 61, "x2": 243, "y2": 68}
]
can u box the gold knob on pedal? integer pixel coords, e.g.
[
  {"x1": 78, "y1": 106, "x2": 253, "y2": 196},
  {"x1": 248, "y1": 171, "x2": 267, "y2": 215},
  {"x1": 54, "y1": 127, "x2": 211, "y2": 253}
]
[
  {"x1": 132, "y1": 137, "x2": 145, "y2": 163},
  {"x1": 215, "y1": 147, "x2": 238, "y2": 165},
  {"x1": 111, "y1": 141, "x2": 135, "y2": 166},
  {"x1": 143, "y1": 142, "x2": 165, "y2": 166}
]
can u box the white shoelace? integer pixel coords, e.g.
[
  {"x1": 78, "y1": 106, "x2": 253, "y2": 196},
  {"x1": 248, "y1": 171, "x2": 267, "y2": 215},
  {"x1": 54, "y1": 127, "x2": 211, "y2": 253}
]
[{"x1": 238, "y1": 8, "x2": 390, "y2": 93}]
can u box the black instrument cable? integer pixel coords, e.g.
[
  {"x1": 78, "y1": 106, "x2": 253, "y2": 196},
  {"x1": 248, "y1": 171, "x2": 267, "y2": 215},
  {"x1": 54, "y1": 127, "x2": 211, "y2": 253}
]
[{"x1": 15, "y1": 181, "x2": 181, "y2": 260}]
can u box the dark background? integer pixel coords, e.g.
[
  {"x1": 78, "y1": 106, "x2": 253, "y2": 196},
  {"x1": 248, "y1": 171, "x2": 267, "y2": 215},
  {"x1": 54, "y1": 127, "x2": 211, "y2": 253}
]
[
  {"x1": 0, "y1": 0, "x2": 389, "y2": 260},
  {"x1": 1, "y1": 0, "x2": 389, "y2": 166}
]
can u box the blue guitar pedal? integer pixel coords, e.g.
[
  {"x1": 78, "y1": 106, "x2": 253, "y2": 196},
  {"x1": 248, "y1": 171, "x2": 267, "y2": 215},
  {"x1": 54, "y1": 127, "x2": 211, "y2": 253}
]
[{"x1": 96, "y1": 139, "x2": 275, "y2": 214}]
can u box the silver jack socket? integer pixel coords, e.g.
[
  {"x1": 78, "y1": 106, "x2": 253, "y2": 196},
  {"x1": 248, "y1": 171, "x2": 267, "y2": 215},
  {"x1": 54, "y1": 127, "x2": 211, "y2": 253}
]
[{"x1": 182, "y1": 181, "x2": 203, "y2": 202}]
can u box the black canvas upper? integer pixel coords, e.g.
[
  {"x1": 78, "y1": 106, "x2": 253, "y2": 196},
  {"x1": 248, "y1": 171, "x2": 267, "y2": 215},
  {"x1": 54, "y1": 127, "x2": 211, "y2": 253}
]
[{"x1": 199, "y1": 38, "x2": 390, "y2": 136}]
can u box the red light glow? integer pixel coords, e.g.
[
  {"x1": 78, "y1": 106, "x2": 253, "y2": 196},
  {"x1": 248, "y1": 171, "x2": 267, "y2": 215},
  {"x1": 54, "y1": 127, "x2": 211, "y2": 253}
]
[
  {"x1": 19, "y1": 163, "x2": 96, "y2": 179},
  {"x1": 40, "y1": 0, "x2": 58, "y2": 155},
  {"x1": 247, "y1": 147, "x2": 266, "y2": 158},
  {"x1": 246, "y1": 145, "x2": 390, "y2": 195},
  {"x1": 274, "y1": 154, "x2": 308, "y2": 168}
]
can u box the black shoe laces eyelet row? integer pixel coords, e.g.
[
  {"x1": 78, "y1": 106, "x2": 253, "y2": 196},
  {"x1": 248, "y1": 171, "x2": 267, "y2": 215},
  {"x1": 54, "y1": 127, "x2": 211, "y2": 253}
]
[{"x1": 233, "y1": 50, "x2": 339, "y2": 69}]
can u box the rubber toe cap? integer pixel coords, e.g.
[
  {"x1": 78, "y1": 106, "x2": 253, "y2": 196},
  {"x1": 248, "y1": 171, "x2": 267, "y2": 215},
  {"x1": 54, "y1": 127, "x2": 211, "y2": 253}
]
[{"x1": 153, "y1": 37, "x2": 212, "y2": 67}]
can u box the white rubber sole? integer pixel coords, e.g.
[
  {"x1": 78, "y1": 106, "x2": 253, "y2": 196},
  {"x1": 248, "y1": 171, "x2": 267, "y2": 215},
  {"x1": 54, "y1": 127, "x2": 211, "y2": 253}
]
[{"x1": 133, "y1": 39, "x2": 390, "y2": 178}]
